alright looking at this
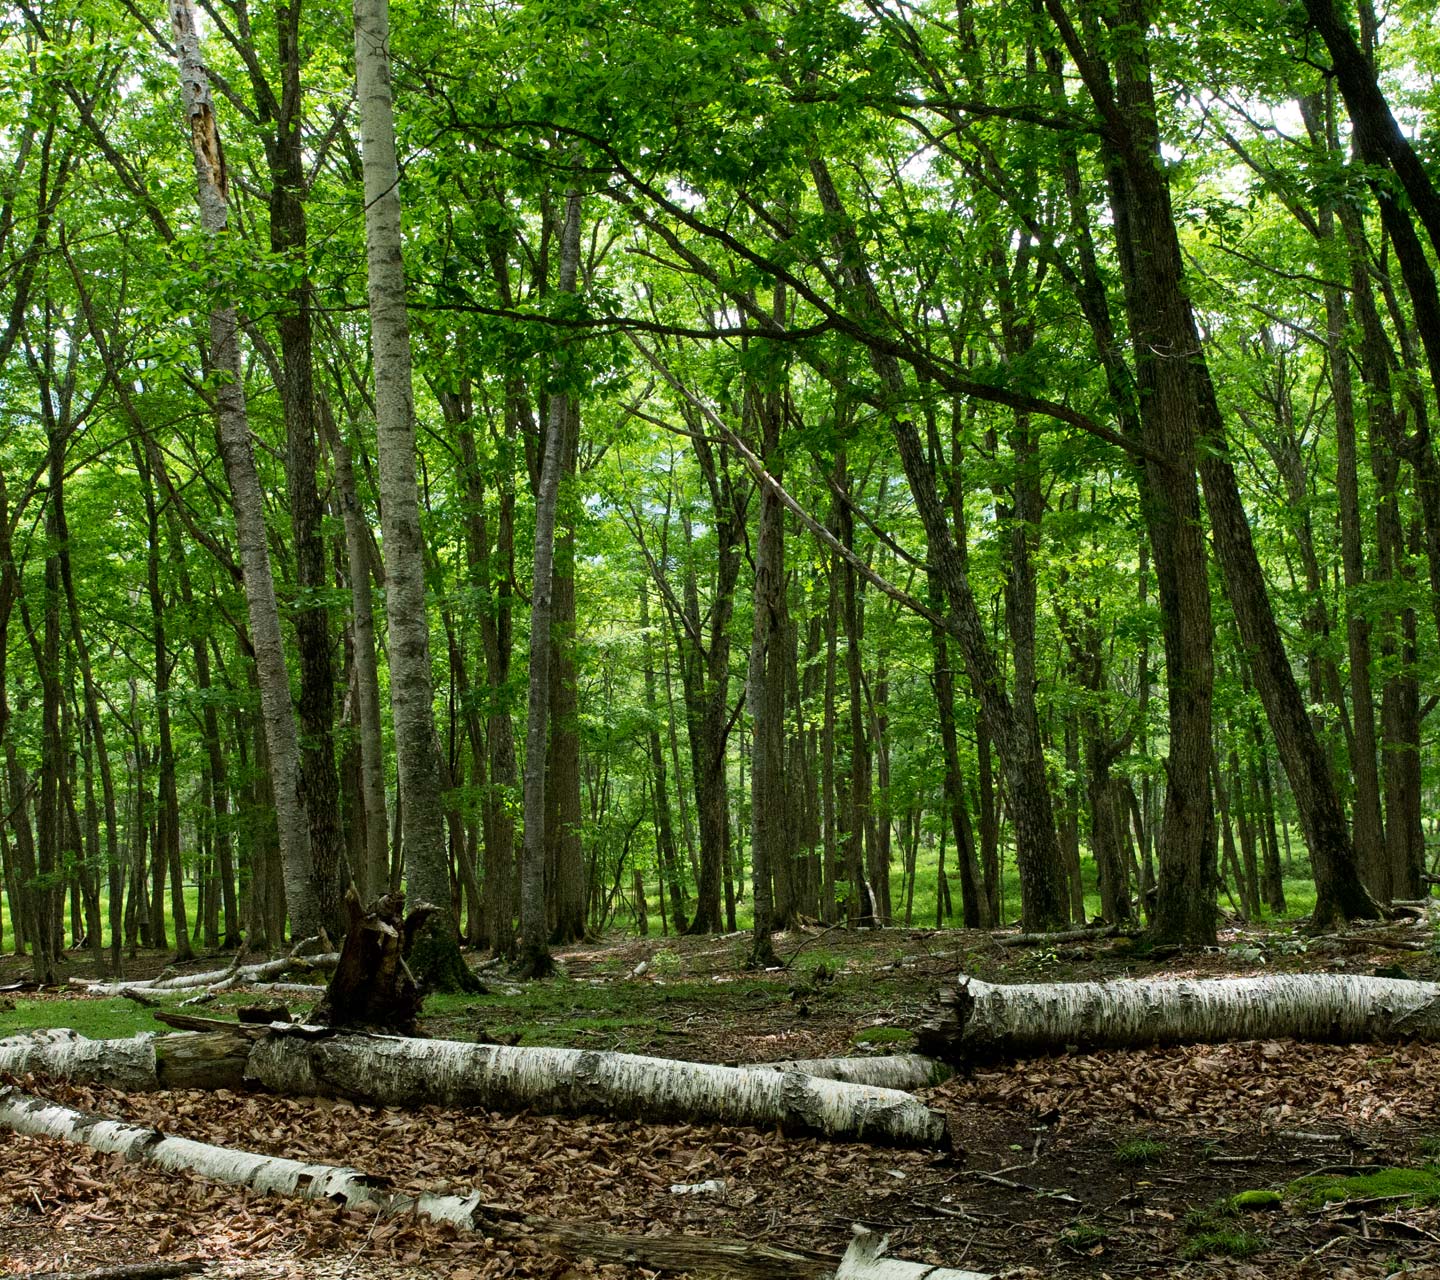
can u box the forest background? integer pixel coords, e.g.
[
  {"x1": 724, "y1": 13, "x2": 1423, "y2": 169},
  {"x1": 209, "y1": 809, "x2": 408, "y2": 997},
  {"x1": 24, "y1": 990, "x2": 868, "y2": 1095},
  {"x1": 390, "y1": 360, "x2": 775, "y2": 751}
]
[{"x1": 2, "y1": 0, "x2": 1439, "y2": 985}]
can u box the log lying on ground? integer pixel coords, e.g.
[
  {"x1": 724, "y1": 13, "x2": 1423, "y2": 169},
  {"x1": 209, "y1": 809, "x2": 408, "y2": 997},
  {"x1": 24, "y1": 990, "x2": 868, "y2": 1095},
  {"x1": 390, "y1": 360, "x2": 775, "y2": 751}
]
[
  {"x1": 0, "y1": 1085, "x2": 986, "y2": 1279},
  {"x1": 73, "y1": 951, "x2": 339, "y2": 996},
  {"x1": 751, "y1": 1054, "x2": 951, "y2": 1090},
  {"x1": 1, "y1": 1023, "x2": 949, "y2": 1150},
  {"x1": 246, "y1": 1029, "x2": 952, "y2": 1149},
  {"x1": 996, "y1": 923, "x2": 1123, "y2": 948},
  {"x1": 918, "y1": 972, "x2": 1440, "y2": 1063},
  {"x1": 0, "y1": 1028, "x2": 252, "y2": 1091}
]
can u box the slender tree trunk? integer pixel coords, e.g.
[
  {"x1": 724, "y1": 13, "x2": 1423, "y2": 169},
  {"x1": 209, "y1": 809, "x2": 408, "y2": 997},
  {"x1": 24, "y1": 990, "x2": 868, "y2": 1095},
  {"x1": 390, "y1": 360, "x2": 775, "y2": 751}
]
[
  {"x1": 170, "y1": 0, "x2": 317, "y2": 941},
  {"x1": 352, "y1": 0, "x2": 473, "y2": 983},
  {"x1": 641, "y1": 582, "x2": 687, "y2": 932},
  {"x1": 546, "y1": 398, "x2": 586, "y2": 944},
  {"x1": 516, "y1": 190, "x2": 582, "y2": 977},
  {"x1": 320, "y1": 402, "x2": 389, "y2": 904}
]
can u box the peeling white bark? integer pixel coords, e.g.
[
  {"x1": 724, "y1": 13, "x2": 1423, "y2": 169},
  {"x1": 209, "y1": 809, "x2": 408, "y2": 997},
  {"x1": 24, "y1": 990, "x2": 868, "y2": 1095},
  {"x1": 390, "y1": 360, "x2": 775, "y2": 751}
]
[
  {"x1": 752, "y1": 1055, "x2": 951, "y2": 1090},
  {"x1": 246, "y1": 1031, "x2": 950, "y2": 1149},
  {"x1": 838, "y1": 1227, "x2": 991, "y2": 1280},
  {"x1": 919, "y1": 973, "x2": 1440, "y2": 1062},
  {"x1": 0, "y1": 1086, "x2": 977, "y2": 1278},
  {"x1": 0, "y1": 1030, "x2": 157, "y2": 1091},
  {"x1": 73, "y1": 953, "x2": 337, "y2": 995}
]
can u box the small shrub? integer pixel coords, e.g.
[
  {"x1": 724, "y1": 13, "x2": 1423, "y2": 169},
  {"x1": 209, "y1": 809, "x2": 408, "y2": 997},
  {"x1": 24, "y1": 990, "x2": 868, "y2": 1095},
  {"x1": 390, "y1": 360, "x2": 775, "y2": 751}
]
[{"x1": 650, "y1": 948, "x2": 682, "y2": 976}]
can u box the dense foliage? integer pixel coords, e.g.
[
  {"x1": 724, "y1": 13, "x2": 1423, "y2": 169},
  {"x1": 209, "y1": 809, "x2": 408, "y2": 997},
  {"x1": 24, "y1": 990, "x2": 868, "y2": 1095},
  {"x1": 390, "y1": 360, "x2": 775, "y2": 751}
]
[{"x1": 1, "y1": 0, "x2": 1437, "y2": 979}]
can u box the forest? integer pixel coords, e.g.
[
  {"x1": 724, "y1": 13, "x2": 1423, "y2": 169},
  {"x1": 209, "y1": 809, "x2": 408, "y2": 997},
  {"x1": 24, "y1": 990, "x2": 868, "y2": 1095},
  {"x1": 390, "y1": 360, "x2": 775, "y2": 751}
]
[
  {"x1": 5, "y1": 2, "x2": 1440, "y2": 1276},
  {"x1": 3, "y1": 0, "x2": 1440, "y2": 986}
]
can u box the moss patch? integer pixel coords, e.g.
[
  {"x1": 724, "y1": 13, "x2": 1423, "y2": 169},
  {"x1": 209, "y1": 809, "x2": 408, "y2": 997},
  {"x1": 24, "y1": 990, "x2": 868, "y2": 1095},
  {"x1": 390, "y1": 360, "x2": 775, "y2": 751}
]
[
  {"x1": 1231, "y1": 1189, "x2": 1283, "y2": 1211},
  {"x1": 1288, "y1": 1167, "x2": 1440, "y2": 1210}
]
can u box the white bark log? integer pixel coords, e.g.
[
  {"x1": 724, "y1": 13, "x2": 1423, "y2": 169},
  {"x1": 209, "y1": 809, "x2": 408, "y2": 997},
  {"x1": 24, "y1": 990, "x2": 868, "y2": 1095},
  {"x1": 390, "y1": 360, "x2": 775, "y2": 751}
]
[
  {"x1": 0, "y1": 1086, "x2": 971, "y2": 1279},
  {"x1": 752, "y1": 1055, "x2": 951, "y2": 1090},
  {"x1": 919, "y1": 972, "x2": 1440, "y2": 1062},
  {"x1": 72, "y1": 952, "x2": 337, "y2": 995},
  {"x1": 837, "y1": 1227, "x2": 991, "y2": 1280},
  {"x1": 246, "y1": 1030, "x2": 950, "y2": 1149},
  {"x1": 0, "y1": 1030, "x2": 157, "y2": 1091}
]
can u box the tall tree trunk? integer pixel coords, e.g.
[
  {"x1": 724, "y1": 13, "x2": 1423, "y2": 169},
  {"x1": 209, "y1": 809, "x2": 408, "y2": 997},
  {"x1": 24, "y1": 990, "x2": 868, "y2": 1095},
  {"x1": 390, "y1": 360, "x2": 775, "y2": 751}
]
[
  {"x1": 748, "y1": 329, "x2": 789, "y2": 965},
  {"x1": 352, "y1": 0, "x2": 472, "y2": 984},
  {"x1": 320, "y1": 401, "x2": 390, "y2": 904},
  {"x1": 516, "y1": 190, "x2": 582, "y2": 977},
  {"x1": 546, "y1": 398, "x2": 585, "y2": 944},
  {"x1": 641, "y1": 582, "x2": 687, "y2": 932},
  {"x1": 169, "y1": 0, "x2": 318, "y2": 941}
]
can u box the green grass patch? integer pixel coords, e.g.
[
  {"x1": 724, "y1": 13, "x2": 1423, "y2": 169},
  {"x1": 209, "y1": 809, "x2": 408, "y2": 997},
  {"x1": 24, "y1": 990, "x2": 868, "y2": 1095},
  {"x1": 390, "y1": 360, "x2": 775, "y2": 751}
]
[
  {"x1": 1059, "y1": 1222, "x2": 1108, "y2": 1251},
  {"x1": 853, "y1": 1025, "x2": 915, "y2": 1047},
  {"x1": 1288, "y1": 1167, "x2": 1440, "y2": 1210},
  {"x1": 1180, "y1": 1228, "x2": 1266, "y2": 1260},
  {"x1": 1, "y1": 987, "x2": 319, "y2": 1043},
  {"x1": 1113, "y1": 1137, "x2": 1166, "y2": 1167}
]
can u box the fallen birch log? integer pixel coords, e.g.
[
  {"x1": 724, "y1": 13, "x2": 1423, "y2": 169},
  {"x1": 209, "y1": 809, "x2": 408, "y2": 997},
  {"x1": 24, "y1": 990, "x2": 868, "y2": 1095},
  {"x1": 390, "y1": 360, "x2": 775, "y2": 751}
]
[
  {"x1": 0, "y1": 1028, "x2": 251, "y2": 1091},
  {"x1": 73, "y1": 952, "x2": 339, "y2": 996},
  {"x1": 246, "y1": 1030, "x2": 952, "y2": 1149},
  {"x1": 918, "y1": 972, "x2": 1440, "y2": 1063},
  {"x1": 751, "y1": 1054, "x2": 951, "y2": 1090},
  {"x1": 0, "y1": 1024, "x2": 949, "y2": 1149},
  {"x1": 0, "y1": 1085, "x2": 985, "y2": 1279}
]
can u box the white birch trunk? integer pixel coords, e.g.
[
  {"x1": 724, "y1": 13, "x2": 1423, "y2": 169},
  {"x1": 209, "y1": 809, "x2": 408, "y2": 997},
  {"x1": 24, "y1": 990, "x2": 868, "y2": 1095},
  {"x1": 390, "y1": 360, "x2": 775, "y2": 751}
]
[
  {"x1": 351, "y1": 0, "x2": 449, "y2": 918},
  {"x1": 919, "y1": 972, "x2": 1440, "y2": 1062},
  {"x1": 752, "y1": 1055, "x2": 951, "y2": 1091},
  {"x1": 0, "y1": 1086, "x2": 978, "y2": 1279},
  {"x1": 245, "y1": 1030, "x2": 950, "y2": 1148},
  {"x1": 168, "y1": 0, "x2": 318, "y2": 940}
]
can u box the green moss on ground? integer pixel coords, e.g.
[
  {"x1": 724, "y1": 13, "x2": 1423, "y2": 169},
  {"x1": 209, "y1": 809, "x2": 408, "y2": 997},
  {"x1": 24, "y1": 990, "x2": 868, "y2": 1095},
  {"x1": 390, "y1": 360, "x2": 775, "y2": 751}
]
[{"x1": 1288, "y1": 1167, "x2": 1440, "y2": 1210}]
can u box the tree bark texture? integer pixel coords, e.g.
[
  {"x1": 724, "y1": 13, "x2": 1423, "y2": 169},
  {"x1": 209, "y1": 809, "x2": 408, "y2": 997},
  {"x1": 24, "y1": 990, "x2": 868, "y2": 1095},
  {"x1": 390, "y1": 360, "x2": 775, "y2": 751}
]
[
  {"x1": 169, "y1": 0, "x2": 318, "y2": 940},
  {"x1": 0, "y1": 1085, "x2": 980, "y2": 1278},
  {"x1": 353, "y1": 0, "x2": 468, "y2": 982},
  {"x1": 918, "y1": 973, "x2": 1440, "y2": 1063}
]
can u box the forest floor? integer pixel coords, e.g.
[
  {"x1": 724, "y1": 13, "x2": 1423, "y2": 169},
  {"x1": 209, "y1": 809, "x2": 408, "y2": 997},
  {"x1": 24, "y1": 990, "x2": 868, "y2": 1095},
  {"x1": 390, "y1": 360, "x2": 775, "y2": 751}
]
[{"x1": 4, "y1": 919, "x2": 1440, "y2": 1279}]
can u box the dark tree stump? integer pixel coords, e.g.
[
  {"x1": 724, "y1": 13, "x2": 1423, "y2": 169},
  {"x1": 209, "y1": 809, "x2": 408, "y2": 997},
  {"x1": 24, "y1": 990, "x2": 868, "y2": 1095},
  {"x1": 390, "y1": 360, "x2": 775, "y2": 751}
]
[{"x1": 313, "y1": 888, "x2": 436, "y2": 1033}]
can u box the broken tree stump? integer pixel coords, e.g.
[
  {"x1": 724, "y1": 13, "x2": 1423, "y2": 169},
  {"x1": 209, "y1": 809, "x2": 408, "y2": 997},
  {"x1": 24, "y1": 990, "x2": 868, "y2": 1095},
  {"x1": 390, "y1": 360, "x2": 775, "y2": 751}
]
[{"x1": 312, "y1": 888, "x2": 435, "y2": 1033}]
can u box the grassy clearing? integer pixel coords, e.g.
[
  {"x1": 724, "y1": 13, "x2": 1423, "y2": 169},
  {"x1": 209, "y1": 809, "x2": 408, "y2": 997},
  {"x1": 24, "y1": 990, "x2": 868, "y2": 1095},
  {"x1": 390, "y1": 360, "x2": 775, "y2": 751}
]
[{"x1": 0, "y1": 988, "x2": 318, "y2": 1041}]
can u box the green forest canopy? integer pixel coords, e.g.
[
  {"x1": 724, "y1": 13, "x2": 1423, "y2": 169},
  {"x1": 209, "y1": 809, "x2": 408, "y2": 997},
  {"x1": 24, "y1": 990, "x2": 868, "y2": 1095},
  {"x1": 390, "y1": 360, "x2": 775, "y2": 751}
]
[{"x1": 2, "y1": 0, "x2": 1439, "y2": 982}]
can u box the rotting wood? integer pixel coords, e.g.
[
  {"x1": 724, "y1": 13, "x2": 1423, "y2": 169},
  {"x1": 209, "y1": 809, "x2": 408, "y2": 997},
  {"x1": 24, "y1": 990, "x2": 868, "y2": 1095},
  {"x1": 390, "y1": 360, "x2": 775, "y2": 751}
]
[
  {"x1": 73, "y1": 948, "x2": 338, "y2": 996},
  {"x1": 996, "y1": 924, "x2": 1125, "y2": 948},
  {"x1": 0, "y1": 1086, "x2": 986, "y2": 1279},
  {"x1": 312, "y1": 888, "x2": 429, "y2": 1032},
  {"x1": 918, "y1": 972, "x2": 1440, "y2": 1063}
]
